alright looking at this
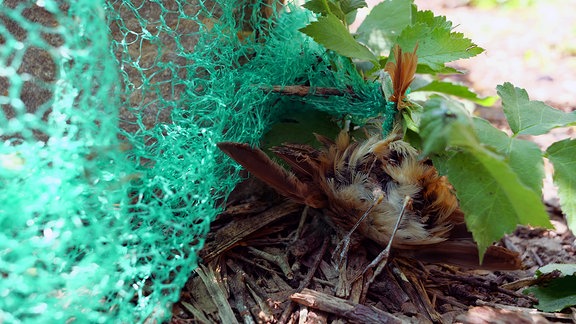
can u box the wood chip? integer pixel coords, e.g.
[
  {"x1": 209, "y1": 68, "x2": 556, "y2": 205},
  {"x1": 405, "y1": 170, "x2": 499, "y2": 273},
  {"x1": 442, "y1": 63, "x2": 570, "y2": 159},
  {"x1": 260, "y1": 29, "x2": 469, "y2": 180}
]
[{"x1": 291, "y1": 288, "x2": 403, "y2": 323}]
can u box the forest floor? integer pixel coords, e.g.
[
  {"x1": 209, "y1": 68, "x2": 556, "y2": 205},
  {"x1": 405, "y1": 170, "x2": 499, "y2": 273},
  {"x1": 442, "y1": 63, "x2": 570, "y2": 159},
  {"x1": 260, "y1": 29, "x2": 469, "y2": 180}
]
[{"x1": 174, "y1": 2, "x2": 576, "y2": 323}]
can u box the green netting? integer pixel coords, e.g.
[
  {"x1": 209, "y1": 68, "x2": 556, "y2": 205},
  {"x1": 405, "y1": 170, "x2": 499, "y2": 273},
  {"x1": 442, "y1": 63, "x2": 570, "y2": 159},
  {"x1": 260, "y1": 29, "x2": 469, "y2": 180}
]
[{"x1": 0, "y1": 0, "x2": 387, "y2": 322}]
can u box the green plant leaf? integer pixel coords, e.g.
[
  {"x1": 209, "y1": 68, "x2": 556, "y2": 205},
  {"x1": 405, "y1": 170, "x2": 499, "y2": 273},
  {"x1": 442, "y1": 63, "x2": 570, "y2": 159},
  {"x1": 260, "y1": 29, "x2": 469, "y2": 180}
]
[
  {"x1": 497, "y1": 82, "x2": 576, "y2": 136},
  {"x1": 415, "y1": 64, "x2": 460, "y2": 74},
  {"x1": 420, "y1": 97, "x2": 550, "y2": 258},
  {"x1": 537, "y1": 263, "x2": 576, "y2": 276},
  {"x1": 341, "y1": 0, "x2": 367, "y2": 24},
  {"x1": 419, "y1": 96, "x2": 477, "y2": 156},
  {"x1": 524, "y1": 275, "x2": 576, "y2": 312},
  {"x1": 546, "y1": 139, "x2": 576, "y2": 231},
  {"x1": 401, "y1": 103, "x2": 421, "y2": 134},
  {"x1": 303, "y1": 0, "x2": 346, "y2": 21},
  {"x1": 356, "y1": 0, "x2": 412, "y2": 55},
  {"x1": 340, "y1": 0, "x2": 368, "y2": 14},
  {"x1": 524, "y1": 264, "x2": 576, "y2": 312},
  {"x1": 373, "y1": 6, "x2": 481, "y2": 71},
  {"x1": 396, "y1": 23, "x2": 483, "y2": 72},
  {"x1": 414, "y1": 80, "x2": 497, "y2": 106},
  {"x1": 473, "y1": 118, "x2": 544, "y2": 194},
  {"x1": 412, "y1": 9, "x2": 452, "y2": 30},
  {"x1": 445, "y1": 149, "x2": 551, "y2": 259},
  {"x1": 261, "y1": 103, "x2": 340, "y2": 151},
  {"x1": 302, "y1": 0, "x2": 330, "y2": 15},
  {"x1": 300, "y1": 14, "x2": 377, "y2": 63}
]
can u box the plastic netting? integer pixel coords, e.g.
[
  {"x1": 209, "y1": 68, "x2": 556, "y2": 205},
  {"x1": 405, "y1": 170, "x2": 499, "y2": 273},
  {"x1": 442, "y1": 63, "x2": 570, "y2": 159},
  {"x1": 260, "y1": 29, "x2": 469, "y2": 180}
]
[{"x1": 0, "y1": 0, "x2": 387, "y2": 322}]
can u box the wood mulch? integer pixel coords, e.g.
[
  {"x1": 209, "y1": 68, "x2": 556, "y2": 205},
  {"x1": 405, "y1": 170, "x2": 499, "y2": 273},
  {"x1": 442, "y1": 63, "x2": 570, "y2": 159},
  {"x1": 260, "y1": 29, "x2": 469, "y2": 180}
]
[
  {"x1": 172, "y1": 176, "x2": 576, "y2": 323},
  {"x1": 171, "y1": 3, "x2": 576, "y2": 323},
  {"x1": 12, "y1": 1, "x2": 573, "y2": 322}
]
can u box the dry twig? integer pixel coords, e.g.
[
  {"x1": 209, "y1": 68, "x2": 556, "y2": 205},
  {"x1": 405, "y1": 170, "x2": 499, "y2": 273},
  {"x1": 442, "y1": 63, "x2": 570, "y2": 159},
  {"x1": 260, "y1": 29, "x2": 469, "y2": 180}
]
[{"x1": 291, "y1": 288, "x2": 403, "y2": 323}]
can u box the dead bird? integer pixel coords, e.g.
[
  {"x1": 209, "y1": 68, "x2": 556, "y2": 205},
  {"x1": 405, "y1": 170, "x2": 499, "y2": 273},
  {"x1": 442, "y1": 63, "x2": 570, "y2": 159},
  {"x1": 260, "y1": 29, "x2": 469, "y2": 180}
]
[{"x1": 218, "y1": 130, "x2": 522, "y2": 270}]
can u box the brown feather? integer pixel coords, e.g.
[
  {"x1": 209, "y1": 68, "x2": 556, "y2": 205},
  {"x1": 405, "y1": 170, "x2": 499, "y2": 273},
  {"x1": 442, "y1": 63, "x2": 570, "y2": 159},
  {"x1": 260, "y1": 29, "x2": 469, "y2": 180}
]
[
  {"x1": 313, "y1": 133, "x2": 336, "y2": 148},
  {"x1": 385, "y1": 44, "x2": 418, "y2": 109},
  {"x1": 218, "y1": 142, "x2": 327, "y2": 208},
  {"x1": 404, "y1": 241, "x2": 522, "y2": 270},
  {"x1": 270, "y1": 144, "x2": 320, "y2": 181}
]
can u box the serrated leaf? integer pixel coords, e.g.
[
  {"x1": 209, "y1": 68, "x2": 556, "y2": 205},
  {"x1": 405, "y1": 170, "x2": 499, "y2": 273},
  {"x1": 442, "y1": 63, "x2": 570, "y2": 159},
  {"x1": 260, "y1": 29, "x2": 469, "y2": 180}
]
[
  {"x1": 445, "y1": 149, "x2": 551, "y2": 259},
  {"x1": 303, "y1": 0, "x2": 346, "y2": 21},
  {"x1": 401, "y1": 103, "x2": 421, "y2": 134},
  {"x1": 473, "y1": 118, "x2": 544, "y2": 194},
  {"x1": 340, "y1": 0, "x2": 367, "y2": 14},
  {"x1": 546, "y1": 139, "x2": 576, "y2": 231},
  {"x1": 415, "y1": 64, "x2": 460, "y2": 74},
  {"x1": 356, "y1": 0, "x2": 412, "y2": 55},
  {"x1": 414, "y1": 80, "x2": 498, "y2": 106},
  {"x1": 419, "y1": 96, "x2": 477, "y2": 156},
  {"x1": 412, "y1": 9, "x2": 452, "y2": 30},
  {"x1": 396, "y1": 23, "x2": 483, "y2": 72},
  {"x1": 420, "y1": 97, "x2": 550, "y2": 259},
  {"x1": 524, "y1": 275, "x2": 576, "y2": 312},
  {"x1": 300, "y1": 14, "x2": 377, "y2": 62},
  {"x1": 302, "y1": 0, "x2": 330, "y2": 15},
  {"x1": 341, "y1": 0, "x2": 367, "y2": 24},
  {"x1": 537, "y1": 263, "x2": 576, "y2": 276},
  {"x1": 497, "y1": 82, "x2": 576, "y2": 136},
  {"x1": 329, "y1": 2, "x2": 346, "y2": 22}
]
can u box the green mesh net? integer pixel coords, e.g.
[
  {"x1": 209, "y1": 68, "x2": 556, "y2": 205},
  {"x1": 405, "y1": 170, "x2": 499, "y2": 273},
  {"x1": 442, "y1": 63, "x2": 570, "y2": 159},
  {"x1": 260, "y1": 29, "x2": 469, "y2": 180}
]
[{"x1": 0, "y1": 0, "x2": 387, "y2": 322}]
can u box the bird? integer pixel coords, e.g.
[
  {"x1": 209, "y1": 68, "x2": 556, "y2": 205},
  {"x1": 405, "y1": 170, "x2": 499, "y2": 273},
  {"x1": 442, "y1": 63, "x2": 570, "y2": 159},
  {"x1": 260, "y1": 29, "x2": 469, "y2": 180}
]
[
  {"x1": 217, "y1": 129, "x2": 522, "y2": 270},
  {"x1": 217, "y1": 44, "x2": 522, "y2": 270}
]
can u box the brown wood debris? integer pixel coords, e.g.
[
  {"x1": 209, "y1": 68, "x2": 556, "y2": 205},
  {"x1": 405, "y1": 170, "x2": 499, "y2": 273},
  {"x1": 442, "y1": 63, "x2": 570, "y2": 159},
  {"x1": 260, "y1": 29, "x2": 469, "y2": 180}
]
[{"x1": 171, "y1": 178, "x2": 575, "y2": 323}]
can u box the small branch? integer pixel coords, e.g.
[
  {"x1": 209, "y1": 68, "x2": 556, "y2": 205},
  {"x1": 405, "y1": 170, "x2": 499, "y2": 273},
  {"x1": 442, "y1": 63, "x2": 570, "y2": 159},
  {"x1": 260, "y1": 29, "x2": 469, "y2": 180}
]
[
  {"x1": 279, "y1": 237, "x2": 330, "y2": 324},
  {"x1": 292, "y1": 206, "x2": 309, "y2": 243},
  {"x1": 228, "y1": 266, "x2": 256, "y2": 324},
  {"x1": 227, "y1": 259, "x2": 275, "y2": 322},
  {"x1": 431, "y1": 291, "x2": 469, "y2": 310},
  {"x1": 200, "y1": 201, "x2": 301, "y2": 263},
  {"x1": 299, "y1": 237, "x2": 330, "y2": 291},
  {"x1": 259, "y1": 85, "x2": 357, "y2": 98},
  {"x1": 392, "y1": 263, "x2": 440, "y2": 322},
  {"x1": 248, "y1": 246, "x2": 294, "y2": 280},
  {"x1": 246, "y1": 284, "x2": 275, "y2": 323},
  {"x1": 195, "y1": 263, "x2": 238, "y2": 324},
  {"x1": 270, "y1": 271, "x2": 294, "y2": 293},
  {"x1": 229, "y1": 252, "x2": 284, "y2": 277},
  {"x1": 474, "y1": 301, "x2": 574, "y2": 321},
  {"x1": 290, "y1": 288, "x2": 403, "y2": 323},
  {"x1": 429, "y1": 269, "x2": 538, "y2": 303},
  {"x1": 501, "y1": 270, "x2": 562, "y2": 291}
]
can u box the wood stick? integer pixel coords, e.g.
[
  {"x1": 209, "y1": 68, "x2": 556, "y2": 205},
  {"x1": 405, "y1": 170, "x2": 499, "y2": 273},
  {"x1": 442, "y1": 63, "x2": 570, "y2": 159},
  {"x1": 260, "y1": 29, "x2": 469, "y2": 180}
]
[
  {"x1": 429, "y1": 269, "x2": 538, "y2": 303},
  {"x1": 290, "y1": 288, "x2": 403, "y2": 323},
  {"x1": 259, "y1": 85, "x2": 356, "y2": 97},
  {"x1": 227, "y1": 258, "x2": 276, "y2": 322},
  {"x1": 299, "y1": 237, "x2": 330, "y2": 291},
  {"x1": 228, "y1": 268, "x2": 256, "y2": 324},
  {"x1": 201, "y1": 201, "x2": 301, "y2": 262},
  {"x1": 195, "y1": 264, "x2": 239, "y2": 324},
  {"x1": 392, "y1": 264, "x2": 441, "y2": 322},
  {"x1": 248, "y1": 246, "x2": 294, "y2": 279},
  {"x1": 475, "y1": 300, "x2": 574, "y2": 320},
  {"x1": 279, "y1": 237, "x2": 330, "y2": 324}
]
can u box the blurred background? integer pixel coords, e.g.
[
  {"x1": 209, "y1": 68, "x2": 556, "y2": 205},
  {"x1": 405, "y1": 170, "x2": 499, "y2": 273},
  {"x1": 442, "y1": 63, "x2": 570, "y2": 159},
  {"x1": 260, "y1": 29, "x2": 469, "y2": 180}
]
[{"x1": 415, "y1": 0, "x2": 576, "y2": 110}]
